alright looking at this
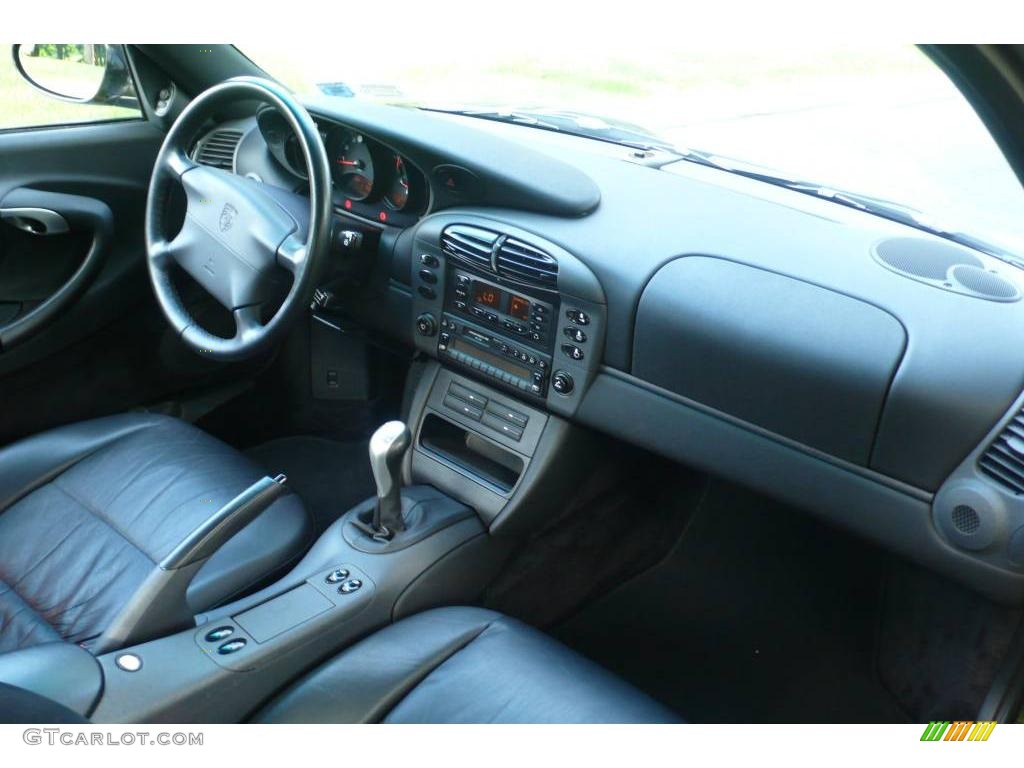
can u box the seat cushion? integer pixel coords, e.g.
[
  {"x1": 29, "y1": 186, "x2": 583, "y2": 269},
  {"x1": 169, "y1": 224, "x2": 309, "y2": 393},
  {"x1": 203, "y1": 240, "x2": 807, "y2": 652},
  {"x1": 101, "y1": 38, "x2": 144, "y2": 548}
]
[
  {"x1": 253, "y1": 607, "x2": 680, "y2": 724},
  {"x1": 0, "y1": 413, "x2": 311, "y2": 653}
]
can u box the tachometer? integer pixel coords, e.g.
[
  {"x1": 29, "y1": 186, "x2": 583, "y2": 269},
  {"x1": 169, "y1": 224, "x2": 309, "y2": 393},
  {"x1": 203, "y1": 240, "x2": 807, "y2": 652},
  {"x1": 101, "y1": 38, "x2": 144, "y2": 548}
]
[
  {"x1": 384, "y1": 154, "x2": 411, "y2": 211},
  {"x1": 330, "y1": 129, "x2": 375, "y2": 201}
]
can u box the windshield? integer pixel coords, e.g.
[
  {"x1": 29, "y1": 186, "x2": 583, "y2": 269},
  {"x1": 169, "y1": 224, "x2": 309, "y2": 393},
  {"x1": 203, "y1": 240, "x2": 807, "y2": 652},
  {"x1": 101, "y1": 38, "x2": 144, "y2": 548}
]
[{"x1": 243, "y1": 40, "x2": 1024, "y2": 257}]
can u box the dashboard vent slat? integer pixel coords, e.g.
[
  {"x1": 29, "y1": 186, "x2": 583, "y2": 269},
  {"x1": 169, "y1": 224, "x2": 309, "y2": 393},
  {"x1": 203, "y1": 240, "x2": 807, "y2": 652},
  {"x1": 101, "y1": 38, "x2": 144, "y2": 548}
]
[
  {"x1": 496, "y1": 238, "x2": 558, "y2": 287},
  {"x1": 440, "y1": 225, "x2": 498, "y2": 271},
  {"x1": 980, "y1": 420, "x2": 1024, "y2": 493},
  {"x1": 194, "y1": 129, "x2": 243, "y2": 171}
]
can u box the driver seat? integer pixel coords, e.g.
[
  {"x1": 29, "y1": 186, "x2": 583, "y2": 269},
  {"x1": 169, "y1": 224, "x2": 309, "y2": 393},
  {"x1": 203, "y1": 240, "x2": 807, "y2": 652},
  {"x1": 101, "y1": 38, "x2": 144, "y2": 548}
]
[{"x1": 0, "y1": 413, "x2": 311, "y2": 654}]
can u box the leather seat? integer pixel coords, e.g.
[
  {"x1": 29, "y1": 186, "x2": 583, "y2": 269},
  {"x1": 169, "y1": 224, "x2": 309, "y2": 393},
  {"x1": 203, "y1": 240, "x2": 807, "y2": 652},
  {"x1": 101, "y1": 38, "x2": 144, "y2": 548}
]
[
  {"x1": 254, "y1": 607, "x2": 679, "y2": 723},
  {"x1": 0, "y1": 413, "x2": 311, "y2": 654}
]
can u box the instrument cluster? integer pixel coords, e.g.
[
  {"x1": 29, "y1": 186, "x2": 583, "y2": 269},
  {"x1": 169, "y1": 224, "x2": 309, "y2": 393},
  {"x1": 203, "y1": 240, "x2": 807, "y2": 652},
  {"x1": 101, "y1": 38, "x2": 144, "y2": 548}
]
[{"x1": 257, "y1": 108, "x2": 429, "y2": 226}]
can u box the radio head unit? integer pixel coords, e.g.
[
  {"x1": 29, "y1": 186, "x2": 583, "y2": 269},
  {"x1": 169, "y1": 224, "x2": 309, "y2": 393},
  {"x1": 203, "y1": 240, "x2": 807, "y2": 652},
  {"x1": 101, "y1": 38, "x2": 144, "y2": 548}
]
[{"x1": 450, "y1": 271, "x2": 556, "y2": 351}]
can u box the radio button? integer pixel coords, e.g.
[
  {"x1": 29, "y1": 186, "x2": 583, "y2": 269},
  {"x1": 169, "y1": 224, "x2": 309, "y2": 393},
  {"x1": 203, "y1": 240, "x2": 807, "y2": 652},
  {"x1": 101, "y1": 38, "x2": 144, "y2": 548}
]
[
  {"x1": 416, "y1": 314, "x2": 437, "y2": 337},
  {"x1": 444, "y1": 395, "x2": 483, "y2": 421},
  {"x1": 552, "y1": 371, "x2": 575, "y2": 395}
]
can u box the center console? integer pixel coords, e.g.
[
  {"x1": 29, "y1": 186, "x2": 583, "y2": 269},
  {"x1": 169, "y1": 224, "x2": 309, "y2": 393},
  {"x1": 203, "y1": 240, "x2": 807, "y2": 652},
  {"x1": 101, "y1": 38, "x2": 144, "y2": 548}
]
[
  {"x1": 23, "y1": 214, "x2": 611, "y2": 725},
  {"x1": 409, "y1": 214, "x2": 607, "y2": 419}
]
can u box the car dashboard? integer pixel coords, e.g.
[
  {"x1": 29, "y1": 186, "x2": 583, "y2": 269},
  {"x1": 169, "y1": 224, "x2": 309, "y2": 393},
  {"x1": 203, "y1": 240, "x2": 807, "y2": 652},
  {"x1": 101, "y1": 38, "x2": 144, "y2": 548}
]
[{"x1": 190, "y1": 94, "x2": 1024, "y2": 602}]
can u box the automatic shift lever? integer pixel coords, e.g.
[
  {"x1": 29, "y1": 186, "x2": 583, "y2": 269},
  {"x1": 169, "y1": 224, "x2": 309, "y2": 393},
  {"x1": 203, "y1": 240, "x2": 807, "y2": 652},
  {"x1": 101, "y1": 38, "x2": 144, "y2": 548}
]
[{"x1": 367, "y1": 420, "x2": 412, "y2": 537}]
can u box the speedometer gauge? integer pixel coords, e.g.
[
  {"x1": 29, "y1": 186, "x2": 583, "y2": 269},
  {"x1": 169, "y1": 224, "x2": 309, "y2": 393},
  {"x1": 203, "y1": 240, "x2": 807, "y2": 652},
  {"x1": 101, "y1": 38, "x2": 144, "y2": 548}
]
[
  {"x1": 384, "y1": 154, "x2": 411, "y2": 210},
  {"x1": 330, "y1": 129, "x2": 375, "y2": 200}
]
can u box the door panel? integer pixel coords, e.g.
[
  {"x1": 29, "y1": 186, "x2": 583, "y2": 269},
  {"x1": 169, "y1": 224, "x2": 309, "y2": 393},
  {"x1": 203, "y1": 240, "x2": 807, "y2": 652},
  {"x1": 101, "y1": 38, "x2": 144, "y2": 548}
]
[{"x1": 0, "y1": 118, "x2": 246, "y2": 444}]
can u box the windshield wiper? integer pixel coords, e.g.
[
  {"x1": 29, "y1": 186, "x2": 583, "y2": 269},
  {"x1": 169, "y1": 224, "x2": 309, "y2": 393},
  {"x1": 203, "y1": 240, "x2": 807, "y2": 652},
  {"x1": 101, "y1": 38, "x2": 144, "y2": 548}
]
[
  {"x1": 423, "y1": 106, "x2": 681, "y2": 154},
  {"x1": 426, "y1": 108, "x2": 566, "y2": 132},
  {"x1": 676, "y1": 149, "x2": 1023, "y2": 266}
]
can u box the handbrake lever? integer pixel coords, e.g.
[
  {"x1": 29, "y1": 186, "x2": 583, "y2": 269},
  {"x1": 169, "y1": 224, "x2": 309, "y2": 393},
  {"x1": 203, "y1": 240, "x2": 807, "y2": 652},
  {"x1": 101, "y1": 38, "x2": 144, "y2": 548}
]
[{"x1": 91, "y1": 474, "x2": 289, "y2": 655}]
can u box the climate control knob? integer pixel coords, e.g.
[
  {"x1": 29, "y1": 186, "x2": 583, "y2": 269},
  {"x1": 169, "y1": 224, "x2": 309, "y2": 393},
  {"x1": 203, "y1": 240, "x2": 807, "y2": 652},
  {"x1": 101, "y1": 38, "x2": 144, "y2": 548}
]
[
  {"x1": 416, "y1": 313, "x2": 437, "y2": 337},
  {"x1": 551, "y1": 370, "x2": 575, "y2": 395}
]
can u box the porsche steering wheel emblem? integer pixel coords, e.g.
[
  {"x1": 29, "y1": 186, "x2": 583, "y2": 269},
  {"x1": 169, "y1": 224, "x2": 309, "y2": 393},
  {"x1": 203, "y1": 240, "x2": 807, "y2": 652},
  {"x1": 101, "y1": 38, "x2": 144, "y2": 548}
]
[{"x1": 219, "y1": 203, "x2": 238, "y2": 232}]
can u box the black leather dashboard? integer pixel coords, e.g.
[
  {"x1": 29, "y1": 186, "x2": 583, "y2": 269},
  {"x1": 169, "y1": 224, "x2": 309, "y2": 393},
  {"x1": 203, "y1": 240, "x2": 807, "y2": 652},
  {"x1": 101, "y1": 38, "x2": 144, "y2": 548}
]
[{"x1": 223, "y1": 98, "x2": 1024, "y2": 600}]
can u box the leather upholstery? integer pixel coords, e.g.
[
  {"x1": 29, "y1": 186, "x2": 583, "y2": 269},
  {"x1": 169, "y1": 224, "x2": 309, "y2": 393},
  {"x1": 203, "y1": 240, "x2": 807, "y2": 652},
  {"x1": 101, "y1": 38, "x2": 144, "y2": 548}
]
[
  {"x1": 0, "y1": 413, "x2": 311, "y2": 654},
  {"x1": 254, "y1": 607, "x2": 680, "y2": 724}
]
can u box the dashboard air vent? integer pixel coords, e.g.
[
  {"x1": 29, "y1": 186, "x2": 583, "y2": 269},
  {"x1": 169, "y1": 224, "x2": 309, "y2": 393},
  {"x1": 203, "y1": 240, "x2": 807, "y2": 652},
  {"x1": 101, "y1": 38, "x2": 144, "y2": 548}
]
[
  {"x1": 979, "y1": 410, "x2": 1024, "y2": 493},
  {"x1": 496, "y1": 238, "x2": 558, "y2": 287},
  {"x1": 194, "y1": 129, "x2": 243, "y2": 170},
  {"x1": 440, "y1": 225, "x2": 498, "y2": 271}
]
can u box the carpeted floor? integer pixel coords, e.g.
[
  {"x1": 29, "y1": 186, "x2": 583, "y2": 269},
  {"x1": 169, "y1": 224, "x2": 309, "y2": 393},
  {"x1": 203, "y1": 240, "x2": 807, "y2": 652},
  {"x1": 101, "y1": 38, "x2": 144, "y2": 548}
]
[
  {"x1": 246, "y1": 435, "x2": 376, "y2": 534},
  {"x1": 553, "y1": 479, "x2": 913, "y2": 723}
]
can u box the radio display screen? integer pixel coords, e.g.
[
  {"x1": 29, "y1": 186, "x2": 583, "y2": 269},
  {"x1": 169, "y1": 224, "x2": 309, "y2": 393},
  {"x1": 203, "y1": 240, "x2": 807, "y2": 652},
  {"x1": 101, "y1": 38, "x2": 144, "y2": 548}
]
[
  {"x1": 451, "y1": 338, "x2": 531, "y2": 380},
  {"x1": 508, "y1": 294, "x2": 530, "y2": 321},
  {"x1": 472, "y1": 282, "x2": 503, "y2": 310}
]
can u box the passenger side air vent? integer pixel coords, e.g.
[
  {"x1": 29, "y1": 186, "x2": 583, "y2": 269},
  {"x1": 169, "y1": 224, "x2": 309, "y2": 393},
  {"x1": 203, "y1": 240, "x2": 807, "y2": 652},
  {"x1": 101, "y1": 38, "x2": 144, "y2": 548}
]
[
  {"x1": 440, "y1": 225, "x2": 498, "y2": 271},
  {"x1": 979, "y1": 410, "x2": 1024, "y2": 493},
  {"x1": 194, "y1": 129, "x2": 243, "y2": 171},
  {"x1": 496, "y1": 238, "x2": 558, "y2": 287}
]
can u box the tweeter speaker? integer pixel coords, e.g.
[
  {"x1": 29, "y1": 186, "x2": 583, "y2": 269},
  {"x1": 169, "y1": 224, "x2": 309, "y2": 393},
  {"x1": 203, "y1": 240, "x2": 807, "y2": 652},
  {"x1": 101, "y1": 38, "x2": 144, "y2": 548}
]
[{"x1": 932, "y1": 479, "x2": 1006, "y2": 552}]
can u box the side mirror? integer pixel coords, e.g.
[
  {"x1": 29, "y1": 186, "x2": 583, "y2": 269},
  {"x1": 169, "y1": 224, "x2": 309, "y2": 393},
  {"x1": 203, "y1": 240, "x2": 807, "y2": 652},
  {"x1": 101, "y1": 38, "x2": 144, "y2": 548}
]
[{"x1": 12, "y1": 44, "x2": 134, "y2": 106}]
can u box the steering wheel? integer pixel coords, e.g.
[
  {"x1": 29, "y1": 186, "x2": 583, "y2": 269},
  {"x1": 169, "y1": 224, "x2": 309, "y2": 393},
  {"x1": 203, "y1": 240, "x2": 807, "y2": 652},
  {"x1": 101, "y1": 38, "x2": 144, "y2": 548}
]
[{"x1": 145, "y1": 77, "x2": 331, "y2": 360}]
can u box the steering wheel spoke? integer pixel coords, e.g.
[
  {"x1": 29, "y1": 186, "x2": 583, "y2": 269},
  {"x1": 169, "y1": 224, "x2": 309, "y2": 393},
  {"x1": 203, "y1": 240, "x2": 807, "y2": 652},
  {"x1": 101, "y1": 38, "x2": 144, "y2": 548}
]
[
  {"x1": 165, "y1": 147, "x2": 198, "y2": 179},
  {"x1": 149, "y1": 236, "x2": 183, "y2": 270},
  {"x1": 276, "y1": 232, "x2": 308, "y2": 274},
  {"x1": 233, "y1": 304, "x2": 265, "y2": 343}
]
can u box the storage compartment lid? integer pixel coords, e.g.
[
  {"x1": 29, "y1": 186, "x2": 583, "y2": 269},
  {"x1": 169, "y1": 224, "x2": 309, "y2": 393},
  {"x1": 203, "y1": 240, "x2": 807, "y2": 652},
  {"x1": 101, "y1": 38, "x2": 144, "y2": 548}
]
[{"x1": 632, "y1": 256, "x2": 906, "y2": 464}]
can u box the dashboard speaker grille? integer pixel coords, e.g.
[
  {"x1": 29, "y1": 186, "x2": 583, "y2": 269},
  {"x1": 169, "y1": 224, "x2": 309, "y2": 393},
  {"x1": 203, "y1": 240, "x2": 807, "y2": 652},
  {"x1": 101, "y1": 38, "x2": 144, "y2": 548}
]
[
  {"x1": 951, "y1": 505, "x2": 981, "y2": 535},
  {"x1": 441, "y1": 225, "x2": 498, "y2": 271},
  {"x1": 873, "y1": 237, "x2": 1019, "y2": 303},
  {"x1": 496, "y1": 238, "x2": 558, "y2": 286},
  {"x1": 875, "y1": 237, "x2": 983, "y2": 279},
  {"x1": 979, "y1": 410, "x2": 1024, "y2": 493},
  {"x1": 949, "y1": 264, "x2": 1019, "y2": 300},
  {"x1": 194, "y1": 129, "x2": 243, "y2": 171}
]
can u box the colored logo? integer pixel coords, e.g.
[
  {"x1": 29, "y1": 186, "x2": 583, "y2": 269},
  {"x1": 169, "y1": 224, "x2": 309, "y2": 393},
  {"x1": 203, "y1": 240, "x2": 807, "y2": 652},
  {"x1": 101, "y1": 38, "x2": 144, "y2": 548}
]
[
  {"x1": 920, "y1": 721, "x2": 996, "y2": 741},
  {"x1": 219, "y1": 203, "x2": 237, "y2": 232}
]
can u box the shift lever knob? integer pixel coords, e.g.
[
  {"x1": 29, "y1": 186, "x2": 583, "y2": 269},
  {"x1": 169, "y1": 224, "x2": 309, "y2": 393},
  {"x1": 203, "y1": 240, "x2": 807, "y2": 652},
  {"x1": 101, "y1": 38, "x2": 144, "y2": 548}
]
[{"x1": 368, "y1": 420, "x2": 412, "y2": 535}]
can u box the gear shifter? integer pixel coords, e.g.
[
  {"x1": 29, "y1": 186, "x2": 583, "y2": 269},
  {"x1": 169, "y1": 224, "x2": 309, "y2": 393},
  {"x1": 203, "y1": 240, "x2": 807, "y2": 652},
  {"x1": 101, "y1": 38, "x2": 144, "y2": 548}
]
[{"x1": 367, "y1": 420, "x2": 412, "y2": 537}]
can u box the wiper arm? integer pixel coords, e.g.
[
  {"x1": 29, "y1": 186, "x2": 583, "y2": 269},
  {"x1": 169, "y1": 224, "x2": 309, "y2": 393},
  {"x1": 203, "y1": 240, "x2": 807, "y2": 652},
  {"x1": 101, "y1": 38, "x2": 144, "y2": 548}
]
[
  {"x1": 424, "y1": 108, "x2": 565, "y2": 132},
  {"x1": 676, "y1": 149, "x2": 1021, "y2": 265}
]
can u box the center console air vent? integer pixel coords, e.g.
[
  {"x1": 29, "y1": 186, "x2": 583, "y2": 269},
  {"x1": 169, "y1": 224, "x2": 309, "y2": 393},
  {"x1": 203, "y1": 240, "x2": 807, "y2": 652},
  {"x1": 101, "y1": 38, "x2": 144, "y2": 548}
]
[
  {"x1": 441, "y1": 225, "x2": 498, "y2": 271},
  {"x1": 194, "y1": 129, "x2": 243, "y2": 171},
  {"x1": 496, "y1": 238, "x2": 558, "y2": 287},
  {"x1": 979, "y1": 410, "x2": 1024, "y2": 493}
]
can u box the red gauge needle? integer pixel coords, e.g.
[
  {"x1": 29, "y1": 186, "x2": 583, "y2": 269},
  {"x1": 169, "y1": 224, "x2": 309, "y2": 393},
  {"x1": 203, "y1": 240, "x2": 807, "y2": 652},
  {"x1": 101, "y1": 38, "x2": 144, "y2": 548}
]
[{"x1": 337, "y1": 159, "x2": 361, "y2": 167}]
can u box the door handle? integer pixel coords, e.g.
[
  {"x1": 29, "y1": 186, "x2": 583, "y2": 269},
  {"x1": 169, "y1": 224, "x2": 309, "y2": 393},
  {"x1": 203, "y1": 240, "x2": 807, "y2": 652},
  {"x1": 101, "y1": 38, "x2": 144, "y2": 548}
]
[
  {"x1": 0, "y1": 207, "x2": 70, "y2": 236},
  {"x1": 0, "y1": 187, "x2": 112, "y2": 351}
]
